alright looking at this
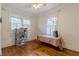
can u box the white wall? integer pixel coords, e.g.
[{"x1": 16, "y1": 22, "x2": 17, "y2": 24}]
[
  {"x1": 37, "y1": 4, "x2": 79, "y2": 52},
  {"x1": 2, "y1": 6, "x2": 37, "y2": 48},
  {"x1": 0, "y1": 3, "x2": 1, "y2": 55}
]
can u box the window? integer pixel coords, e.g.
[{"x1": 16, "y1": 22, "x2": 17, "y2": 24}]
[
  {"x1": 10, "y1": 17, "x2": 31, "y2": 30},
  {"x1": 22, "y1": 19, "x2": 31, "y2": 28},
  {"x1": 10, "y1": 17, "x2": 31, "y2": 40},
  {"x1": 47, "y1": 17, "x2": 56, "y2": 36},
  {"x1": 11, "y1": 17, "x2": 22, "y2": 30}
]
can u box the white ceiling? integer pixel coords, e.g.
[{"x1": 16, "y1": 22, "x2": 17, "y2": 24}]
[{"x1": 2, "y1": 3, "x2": 61, "y2": 15}]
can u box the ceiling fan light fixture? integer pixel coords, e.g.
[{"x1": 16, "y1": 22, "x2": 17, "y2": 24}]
[{"x1": 32, "y1": 3, "x2": 46, "y2": 9}]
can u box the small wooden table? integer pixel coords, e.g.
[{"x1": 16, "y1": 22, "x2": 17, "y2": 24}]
[{"x1": 37, "y1": 35, "x2": 63, "y2": 50}]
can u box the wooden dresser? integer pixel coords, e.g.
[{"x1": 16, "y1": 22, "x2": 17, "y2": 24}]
[{"x1": 37, "y1": 35, "x2": 63, "y2": 50}]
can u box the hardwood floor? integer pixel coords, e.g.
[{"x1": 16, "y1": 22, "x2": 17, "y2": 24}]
[{"x1": 2, "y1": 40, "x2": 79, "y2": 56}]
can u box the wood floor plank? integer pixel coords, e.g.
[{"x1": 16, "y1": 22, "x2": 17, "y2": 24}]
[{"x1": 2, "y1": 40, "x2": 79, "y2": 56}]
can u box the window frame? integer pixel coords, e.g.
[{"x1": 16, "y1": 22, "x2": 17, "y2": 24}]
[
  {"x1": 47, "y1": 17, "x2": 57, "y2": 36},
  {"x1": 10, "y1": 16, "x2": 31, "y2": 30}
]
